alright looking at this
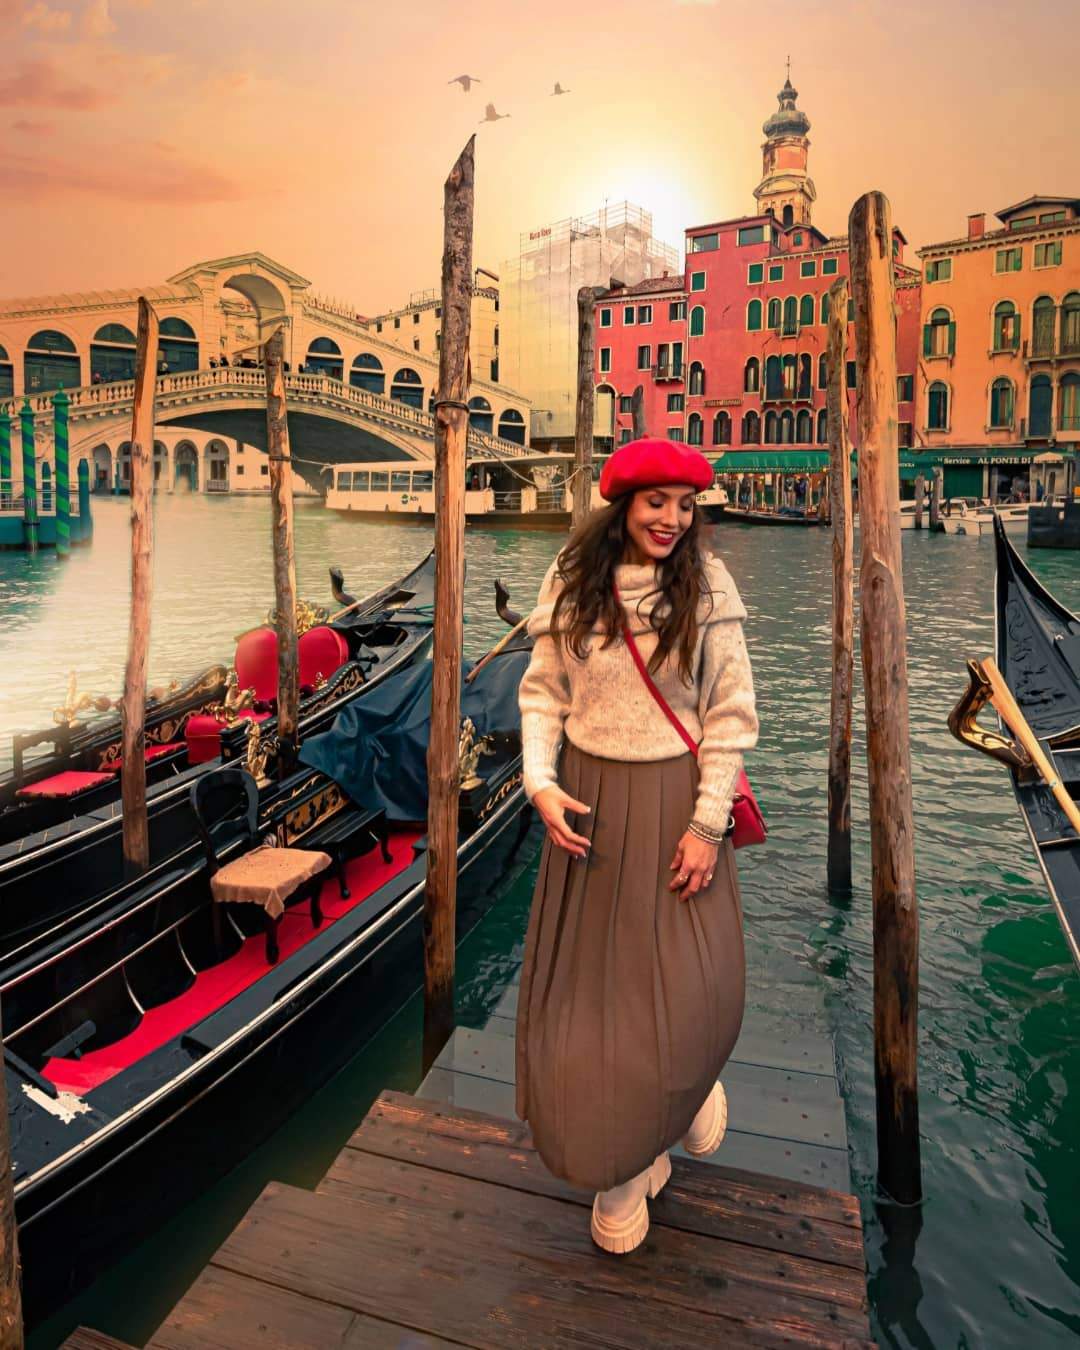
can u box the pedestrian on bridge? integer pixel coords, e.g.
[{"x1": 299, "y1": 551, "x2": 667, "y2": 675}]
[{"x1": 517, "y1": 436, "x2": 759, "y2": 1255}]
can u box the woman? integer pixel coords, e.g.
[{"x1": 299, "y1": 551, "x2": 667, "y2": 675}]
[{"x1": 516, "y1": 436, "x2": 758, "y2": 1254}]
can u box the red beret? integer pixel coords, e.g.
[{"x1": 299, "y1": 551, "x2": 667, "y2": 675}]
[{"x1": 599, "y1": 437, "x2": 714, "y2": 501}]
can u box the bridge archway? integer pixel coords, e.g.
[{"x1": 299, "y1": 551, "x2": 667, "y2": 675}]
[
  {"x1": 153, "y1": 441, "x2": 169, "y2": 486},
  {"x1": 218, "y1": 270, "x2": 291, "y2": 351},
  {"x1": 92, "y1": 444, "x2": 111, "y2": 492},
  {"x1": 174, "y1": 441, "x2": 198, "y2": 492}
]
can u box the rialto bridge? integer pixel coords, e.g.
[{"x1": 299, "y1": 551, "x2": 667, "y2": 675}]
[{"x1": 0, "y1": 253, "x2": 530, "y2": 494}]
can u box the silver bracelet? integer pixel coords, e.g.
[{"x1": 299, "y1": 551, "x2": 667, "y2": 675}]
[{"x1": 687, "y1": 818, "x2": 730, "y2": 845}]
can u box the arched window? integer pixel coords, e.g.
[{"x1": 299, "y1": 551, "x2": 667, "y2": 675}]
[
  {"x1": 305, "y1": 336, "x2": 343, "y2": 380},
  {"x1": 350, "y1": 352, "x2": 385, "y2": 394},
  {"x1": 742, "y1": 410, "x2": 761, "y2": 445},
  {"x1": 390, "y1": 366, "x2": 424, "y2": 408},
  {"x1": 923, "y1": 307, "x2": 955, "y2": 358},
  {"x1": 747, "y1": 299, "x2": 762, "y2": 332},
  {"x1": 782, "y1": 204, "x2": 794, "y2": 228},
  {"x1": 990, "y1": 377, "x2": 1014, "y2": 428},
  {"x1": 1062, "y1": 293, "x2": 1080, "y2": 354},
  {"x1": 90, "y1": 322, "x2": 137, "y2": 383},
  {"x1": 158, "y1": 317, "x2": 199, "y2": 372},
  {"x1": 765, "y1": 354, "x2": 783, "y2": 400},
  {"x1": 797, "y1": 354, "x2": 812, "y2": 399},
  {"x1": 1032, "y1": 296, "x2": 1056, "y2": 357},
  {"x1": 468, "y1": 395, "x2": 493, "y2": 434},
  {"x1": 928, "y1": 381, "x2": 949, "y2": 430},
  {"x1": 817, "y1": 407, "x2": 828, "y2": 443},
  {"x1": 0, "y1": 344, "x2": 12, "y2": 398},
  {"x1": 497, "y1": 408, "x2": 526, "y2": 445},
  {"x1": 764, "y1": 410, "x2": 778, "y2": 444},
  {"x1": 744, "y1": 357, "x2": 760, "y2": 393},
  {"x1": 1060, "y1": 372, "x2": 1080, "y2": 432},
  {"x1": 24, "y1": 329, "x2": 80, "y2": 393},
  {"x1": 712, "y1": 411, "x2": 731, "y2": 445},
  {"x1": 799, "y1": 294, "x2": 815, "y2": 328},
  {"x1": 796, "y1": 409, "x2": 812, "y2": 443},
  {"x1": 783, "y1": 296, "x2": 798, "y2": 336},
  {"x1": 689, "y1": 306, "x2": 705, "y2": 338},
  {"x1": 820, "y1": 290, "x2": 831, "y2": 326},
  {"x1": 1029, "y1": 372, "x2": 1053, "y2": 438},
  {"x1": 687, "y1": 413, "x2": 703, "y2": 446},
  {"x1": 767, "y1": 298, "x2": 782, "y2": 329},
  {"x1": 688, "y1": 361, "x2": 705, "y2": 396},
  {"x1": 993, "y1": 301, "x2": 1019, "y2": 351},
  {"x1": 779, "y1": 410, "x2": 795, "y2": 443},
  {"x1": 782, "y1": 354, "x2": 797, "y2": 396},
  {"x1": 818, "y1": 352, "x2": 828, "y2": 389}
]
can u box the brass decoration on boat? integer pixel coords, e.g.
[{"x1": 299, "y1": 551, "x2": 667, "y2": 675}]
[
  {"x1": 264, "y1": 598, "x2": 329, "y2": 637},
  {"x1": 52, "y1": 671, "x2": 114, "y2": 726},
  {"x1": 279, "y1": 782, "x2": 346, "y2": 846},
  {"x1": 458, "y1": 717, "x2": 495, "y2": 790},
  {"x1": 206, "y1": 670, "x2": 257, "y2": 726},
  {"x1": 947, "y1": 659, "x2": 1031, "y2": 771},
  {"x1": 148, "y1": 679, "x2": 181, "y2": 703},
  {"x1": 478, "y1": 770, "x2": 523, "y2": 820},
  {"x1": 245, "y1": 719, "x2": 270, "y2": 784}
]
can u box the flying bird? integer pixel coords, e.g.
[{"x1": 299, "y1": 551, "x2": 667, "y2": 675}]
[
  {"x1": 449, "y1": 75, "x2": 481, "y2": 92},
  {"x1": 551, "y1": 82, "x2": 571, "y2": 96},
  {"x1": 480, "y1": 102, "x2": 510, "y2": 123}
]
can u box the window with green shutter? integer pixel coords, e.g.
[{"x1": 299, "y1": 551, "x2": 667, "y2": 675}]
[
  {"x1": 689, "y1": 306, "x2": 705, "y2": 337},
  {"x1": 926, "y1": 258, "x2": 952, "y2": 283},
  {"x1": 820, "y1": 291, "x2": 831, "y2": 325},
  {"x1": 793, "y1": 232, "x2": 804, "y2": 245},
  {"x1": 847, "y1": 298, "x2": 855, "y2": 322},
  {"x1": 747, "y1": 299, "x2": 762, "y2": 331},
  {"x1": 690, "y1": 272, "x2": 706, "y2": 292},
  {"x1": 822, "y1": 257, "x2": 838, "y2": 275},
  {"x1": 736, "y1": 226, "x2": 766, "y2": 246},
  {"x1": 1035, "y1": 241, "x2": 1062, "y2": 268},
  {"x1": 897, "y1": 374, "x2": 914, "y2": 402},
  {"x1": 599, "y1": 308, "x2": 612, "y2": 327},
  {"x1": 800, "y1": 259, "x2": 816, "y2": 277},
  {"x1": 799, "y1": 294, "x2": 815, "y2": 327},
  {"x1": 748, "y1": 263, "x2": 764, "y2": 284},
  {"x1": 769, "y1": 263, "x2": 784, "y2": 281},
  {"x1": 995, "y1": 248, "x2": 1022, "y2": 273}
]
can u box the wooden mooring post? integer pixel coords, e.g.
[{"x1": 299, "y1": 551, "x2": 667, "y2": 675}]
[
  {"x1": 631, "y1": 383, "x2": 647, "y2": 439},
  {"x1": 913, "y1": 473, "x2": 924, "y2": 530},
  {"x1": 572, "y1": 285, "x2": 606, "y2": 530},
  {"x1": 930, "y1": 467, "x2": 942, "y2": 530},
  {"x1": 849, "y1": 191, "x2": 922, "y2": 1205},
  {"x1": 263, "y1": 327, "x2": 300, "y2": 777},
  {"x1": 121, "y1": 297, "x2": 159, "y2": 877},
  {"x1": 826, "y1": 276, "x2": 854, "y2": 896},
  {"x1": 423, "y1": 136, "x2": 475, "y2": 1074}
]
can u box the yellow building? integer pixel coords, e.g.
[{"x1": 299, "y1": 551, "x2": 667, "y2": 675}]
[{"x1": 916, "y1": 196, "x2": 1080, "y2": 496}]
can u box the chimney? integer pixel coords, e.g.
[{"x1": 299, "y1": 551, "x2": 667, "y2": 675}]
[{"x1": 967, "y1": 212, "x2": 986, "y2": 240}]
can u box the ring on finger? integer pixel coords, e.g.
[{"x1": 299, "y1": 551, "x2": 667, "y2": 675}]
[{"x1": 676, "y1": 873, "x2": 688, "y2": 884}]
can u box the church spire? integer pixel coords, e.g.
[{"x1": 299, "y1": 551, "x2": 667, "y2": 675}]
[{"x1": 753, "y1": 68, "x2": 816, "y2": 228}]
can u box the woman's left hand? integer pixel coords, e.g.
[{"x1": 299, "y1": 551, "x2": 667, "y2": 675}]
[{"x1": 669, "y1": 831, "x2": 719, "y2": 901}]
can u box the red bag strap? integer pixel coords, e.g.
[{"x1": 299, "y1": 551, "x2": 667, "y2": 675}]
[{"x1": 613, "y1": 581, "x2": 700, "y2": 759}]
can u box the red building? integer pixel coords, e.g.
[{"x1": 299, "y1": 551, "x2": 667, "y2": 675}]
[{"x1": 594, "y1": 76, "x2": 922, "y2": 454}]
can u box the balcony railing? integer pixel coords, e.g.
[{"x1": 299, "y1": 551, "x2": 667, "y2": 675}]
[
  {"x1": 653, "y1": 363, "x2": 684, "y2": 382},
  {"x1": 1060, "y1": 416, "x2": 1080, "y2": 431},
  {"x1": 1024, "y1": 335, "x2": 1080, "y2": 360}
]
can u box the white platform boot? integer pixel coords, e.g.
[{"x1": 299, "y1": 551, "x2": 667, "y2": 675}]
[
  {"x1": 682, "y1": 1081, "x2": 728, "y2": 1157},
  {"x1": 590, "y1": 1153, "x2": 672, "y2": 1254}
]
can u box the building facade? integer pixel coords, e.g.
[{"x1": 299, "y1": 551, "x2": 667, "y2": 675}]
[
  {"x1": 915, "y1": 198, "x2": 1080, "y2": 494},
  {"x1": 592, "y1": 79, "x2": 921, "y2": 454}
]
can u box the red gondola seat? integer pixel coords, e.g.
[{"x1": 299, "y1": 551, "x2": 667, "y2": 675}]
[
  {"x1": 298, "y1": 625, "x2": 349, "y2": 691},
  {"x1": 99, "y1": 742, "x2": 186, "y2": 773},
  {"x1": 184, "y1": 709, "x2": 269, "y2": 767},
  {"x1": 234, "y1": 626, "x2": 279, "y2": 705},
  {"x1": 15, "y1": 769, "x2": 114, "y2": 799}
]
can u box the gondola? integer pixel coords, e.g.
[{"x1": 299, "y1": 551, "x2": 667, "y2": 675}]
[
  {"x1": 0, "y1": 554, "x2": 437, "y2": 968},
  {"x1": 6, "y1": 627, "x2": 538, "y2": 1325},
  {"x1": 722, "y1": 506, "x2": 822, "y2": 526},
  {"x1": 949, "y1": 516, "x2": 1080, "y2": 970}
]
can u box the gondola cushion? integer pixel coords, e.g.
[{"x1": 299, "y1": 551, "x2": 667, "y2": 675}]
[
  {"x1": 100, "y1": 742, "x2": 185, "y2": 773},
  {"x1": 185, "y1": 710, "x2": 270, "y2": 766},
  {"x1": 298, "y1": 625, "x2": 349, "y2": 690},
  {"x1": 15, "y1": 769, "x2": 114, "y2": 799},
  {"x1": 234, "y1": 626, "x2": 279, "y2": 704}
]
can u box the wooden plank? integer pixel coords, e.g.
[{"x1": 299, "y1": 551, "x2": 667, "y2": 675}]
[
  {"x1": 326, "y1": 1101, "x2": 863, "y2": 1269},
  {"x1": 215, "y1": 1179, "x2": 871, "y2": 1347},
  {"x1": 417, "y1": 1065, "x2": 515, "y2": 1117},
  {"x1": 62, "y1": 1331, "x2": 138, "y2": 1350},
  {"x1": 346, "y1": 1093, "x2": 861, "y2": 1228},
  {"x1": 149, "y1": 1264, "x2": 459, "y2": 1349}
]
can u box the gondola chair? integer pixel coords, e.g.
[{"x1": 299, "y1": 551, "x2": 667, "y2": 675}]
[{"x1": 190, "y1": 767, "x2": 331, "y2": 964}]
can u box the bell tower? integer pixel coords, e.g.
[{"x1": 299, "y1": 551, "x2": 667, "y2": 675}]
[{"x1": 753, "y1": 66, "x2": 816, "y2": 228}]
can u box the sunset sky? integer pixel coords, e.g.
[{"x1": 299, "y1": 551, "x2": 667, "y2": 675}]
[{"x1": 2, "y1": 0, "x2": 1077, "y2": 313}]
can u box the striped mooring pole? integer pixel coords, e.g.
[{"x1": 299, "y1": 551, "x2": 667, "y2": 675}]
[
  {"x1": 77, "y1": 458, "x2": 91, "y2": 542},
  {"x1": 0, "y1": 407, "x2": 10, "y2": 509},
  {"x1": 52, "y1": 388, "x2": 70, "y2": 557},
  {"x1": 19, "y1": 398, "x2": 38, "y2": 554}
]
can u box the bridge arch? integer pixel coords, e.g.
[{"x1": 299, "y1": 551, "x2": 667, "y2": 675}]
[
  {"x1": 174, "y1": 441, "x2": 198, "y2": 492},
  {"x1": 91, "y1": 444, "x2": 111, "y2": 492}
]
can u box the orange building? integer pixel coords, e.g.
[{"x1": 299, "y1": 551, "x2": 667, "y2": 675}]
[{"x1": 915, "y1": 196, "x2": 1080, "y2": 498}]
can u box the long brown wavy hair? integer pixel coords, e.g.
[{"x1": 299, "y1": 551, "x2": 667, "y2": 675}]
[{"x1": 549, "y1": 496, "x2": 712, "y2": 684}]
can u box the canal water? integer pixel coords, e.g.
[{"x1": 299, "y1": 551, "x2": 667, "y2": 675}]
[{"x1": 4, "y1": 494, "x2": 1080, "y2": 1348}]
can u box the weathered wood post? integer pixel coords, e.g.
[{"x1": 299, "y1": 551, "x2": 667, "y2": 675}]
[
  {"x1": 826, "y1": 275, "x2": 854, "y2": 896},
  {"x1": 18, "y1": 400, "x2": 37, "y2": 555},
  {"x1": 930, "y1": 467, "x2": 942, "y2": 530},
  {"x1": 849, "y1": 191, "x2": 922, "y2": 1204},
  {"x1": 0, "y1": 408, "x2": 10, "y2": 509},
  {"x1": 263, "y1": 326, "x2": 300, "y2": 777},
  {"x1": 573, "y1": 285, "x2": 607, "y2": 529},
  {"x1": 121, "y1": 297, "x2": 160, "y2": 877},
  {"x1": 913, "y1": 473, "x2": 924, "y2": 531},
  {"x1": 631, "y1": 384, "x2": 647, "y2": 440},
  {"x1": 52, "y1": 389, "x2": 71, "y2": 558},
  {"x1": 0, "y1": 1001, "x2": 23, "y2": 1349},
  {"x1": 423, "y1": 136, "x2": 475, "y2": 1074}
]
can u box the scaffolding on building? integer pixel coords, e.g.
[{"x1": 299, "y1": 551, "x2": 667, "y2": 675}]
[{"x1": 501, "y1": 202, "x2": 679, "y2": 445}]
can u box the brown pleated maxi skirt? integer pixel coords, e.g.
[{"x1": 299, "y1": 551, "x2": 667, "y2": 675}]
[{"x1": 516, "y1": 739, "x2": 746, "y2": 1193}]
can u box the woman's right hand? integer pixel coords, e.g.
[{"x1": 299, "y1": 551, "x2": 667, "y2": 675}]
[{"x1": 532, "y1": 786, "x2": 591, "y2": 858}]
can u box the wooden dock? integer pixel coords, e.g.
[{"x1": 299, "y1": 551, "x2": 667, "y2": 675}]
[{"x1": 66, "y1": 962, "x2": 872, "y2": 1349}]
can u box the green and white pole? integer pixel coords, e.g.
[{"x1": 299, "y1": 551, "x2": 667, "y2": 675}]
[
  {"x1": 77, "y1": 458, "x2": 92, "y2": 542},
  {"x1": 19, "y1": 398, "x2": 38, "y2": 554},
  {"x1": 0, "y1": 407, "x2": 10, "y2": 509},
  {"x1": 52, "y1": 388, "x2": 70, "y2": 557}
]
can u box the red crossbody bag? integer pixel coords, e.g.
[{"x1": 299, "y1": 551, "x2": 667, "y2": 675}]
[{"x1": 613, "y1": 583, "x2": 767, "y2": 849}]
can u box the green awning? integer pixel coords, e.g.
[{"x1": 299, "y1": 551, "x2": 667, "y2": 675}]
[
  {"x1": 711, "y1": 451, "x2": 831, "y2": 472},
  {"x1": 713, "y1": 447, "x2": 1044, "y2": 477}
]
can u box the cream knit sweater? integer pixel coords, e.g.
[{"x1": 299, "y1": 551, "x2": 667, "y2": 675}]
[{"x1": 519, "y1": 553, "x2": 759, "y2": 833}]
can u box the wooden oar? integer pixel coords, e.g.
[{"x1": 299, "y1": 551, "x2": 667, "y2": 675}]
[
  {"x1": 464, "y1": 616, "x2": 528, "y2": 684},
  {"x1": 979, "y1": 656, "x2": 1080, "y2": 835}
]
